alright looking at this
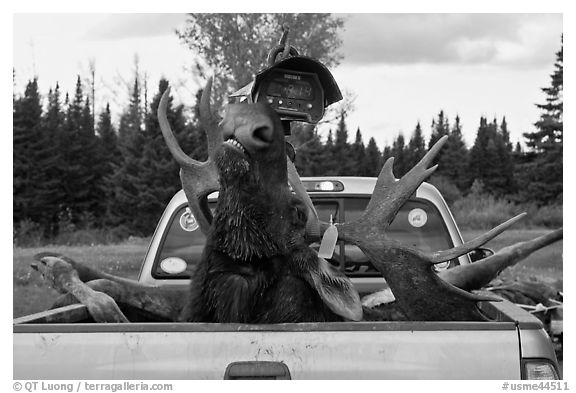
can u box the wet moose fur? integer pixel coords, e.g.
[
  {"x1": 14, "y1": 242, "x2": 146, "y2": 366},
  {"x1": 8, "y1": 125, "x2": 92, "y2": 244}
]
[{"x1": 180, "y1": 103, "x2": 354, "y2": 323}]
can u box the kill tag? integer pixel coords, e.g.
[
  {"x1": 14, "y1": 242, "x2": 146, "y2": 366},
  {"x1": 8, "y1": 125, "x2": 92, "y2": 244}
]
[{"x1": 318, "y1": 216, "x2": 338, "y2": 259}]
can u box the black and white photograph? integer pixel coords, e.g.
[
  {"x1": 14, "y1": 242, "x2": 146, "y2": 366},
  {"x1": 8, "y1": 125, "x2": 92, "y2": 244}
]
[{"x1": 12, "y1": 11, "x2": 564, "y2": 382}]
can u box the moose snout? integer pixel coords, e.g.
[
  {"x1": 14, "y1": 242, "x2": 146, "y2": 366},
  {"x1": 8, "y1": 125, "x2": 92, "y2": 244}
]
[
  {"x1": 221, "y1": 104, "x2": 276, "y2": 152},
  {"x1": 234, "y1": 115, "x2": 274, "y2": 152}
]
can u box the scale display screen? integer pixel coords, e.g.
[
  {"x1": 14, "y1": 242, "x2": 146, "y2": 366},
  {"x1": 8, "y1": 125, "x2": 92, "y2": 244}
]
[
  {"x1": 266, "y1": 79, "x2": 314, "y2": 100},
  {"x1": 254, "y1": 68, "x2": 324, "y2": 123}
]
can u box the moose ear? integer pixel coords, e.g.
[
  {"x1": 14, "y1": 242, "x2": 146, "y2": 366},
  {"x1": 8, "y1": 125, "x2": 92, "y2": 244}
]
[{"x1": 306, "y1": 257, "x2": 363, "y2": 321}]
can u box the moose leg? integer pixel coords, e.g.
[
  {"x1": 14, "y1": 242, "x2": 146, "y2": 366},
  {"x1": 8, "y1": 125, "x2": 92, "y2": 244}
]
[
  {"x1": 32, "y1": 256, "x2": 129, "y2": 323},
  {"x1": 33, "y1": 255, "x2": 187, "y2": 322}
]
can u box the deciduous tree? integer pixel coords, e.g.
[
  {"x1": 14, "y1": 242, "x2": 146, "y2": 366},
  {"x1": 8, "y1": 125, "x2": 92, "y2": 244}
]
[{"x1": 177, "y1": 13, "x2": 345, "y2": 106}]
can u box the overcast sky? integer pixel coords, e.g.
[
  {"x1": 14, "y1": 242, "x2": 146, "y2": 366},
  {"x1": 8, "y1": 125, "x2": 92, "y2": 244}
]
[{"x1": 13, "y1": 13, "x2": 563, "y2": 149}]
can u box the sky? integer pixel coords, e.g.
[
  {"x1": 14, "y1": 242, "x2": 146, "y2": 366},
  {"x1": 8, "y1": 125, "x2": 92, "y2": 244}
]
[{"x1": 12, "y1": 13, "x2": 563, "y2": 149}]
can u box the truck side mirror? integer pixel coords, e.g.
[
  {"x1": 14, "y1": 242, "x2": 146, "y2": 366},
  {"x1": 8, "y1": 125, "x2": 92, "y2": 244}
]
[{"x1": 469, "y1": 247, "x2": 495, "y2": 262}]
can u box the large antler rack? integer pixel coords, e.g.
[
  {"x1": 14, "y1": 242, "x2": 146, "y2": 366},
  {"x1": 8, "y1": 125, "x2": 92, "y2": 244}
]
[
  {"x1": 298, "y1": 135, "x2": 539, "y2": 321},
  {"x1": 158, "y1": 78, "x2": 222, "y2": 234}
]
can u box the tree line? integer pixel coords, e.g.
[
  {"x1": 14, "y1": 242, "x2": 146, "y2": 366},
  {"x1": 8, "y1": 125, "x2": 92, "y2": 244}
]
[
  {"x1": 14, "y1": 75, "x2": 204, "y2": 239},
  {"x1": 294, "y1": 111, "x2": 517, "y2": 204},
  {"x1": 13, "y1": 43, "x2": 562, "y2": 242}
]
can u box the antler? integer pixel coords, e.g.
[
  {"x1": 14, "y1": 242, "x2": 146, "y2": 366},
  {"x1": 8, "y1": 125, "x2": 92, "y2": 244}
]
[
  {"x1": 158, "y1": 78, "x2": 222, "y2": 234},
  {"x1": 439, "y1": 228, "x2": 563, "y2": 291}
]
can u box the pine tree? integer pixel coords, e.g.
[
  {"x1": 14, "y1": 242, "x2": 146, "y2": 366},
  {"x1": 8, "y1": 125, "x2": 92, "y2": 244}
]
[
  {"x1": 428, "y1": 111, "x2": 450, "y2": 149},
  {"x1": 364, "y1": 137, "x2": 382, "y2": 177},
  {"x1": 405, "y1": 122, "x2": 427, "y2": 170},
  {"x1": 333, "y1": 112, "x2": 352, "y2": 174},
  {"x1": 468, "y1": 117, "x2": 514, "y2": 196},
  {"x1": 351, "y1": 128, "x2": 367, "y2": 176},
  {"x1": 382, "y1": 144, "x2": 393, "y2": 164},
  {"x1": 13, "y1": 78, "x2": 44, "y2": 225},
  {"x1": 78, "y1": 94, "x2": 103, "y2": 226},
  {"x1": 500, "y1": 117, "x2": 512, "y2": 152},
  {"x1": 436, "y1": 115, "x2": 469, "y2": 191},
  {"x1": 496, "y1": 118, "x2": 516, "y2": 195},
  {"x1": 517, "y1": 40, "x2": 563, "y2": 204},
  {"x1": 37, "y1": 83, "x2": 67, "y2": 235},
  {"x1": 95, "y1": 103, "x2": 119, "y2": 221},
  {"x1": 427, "y1": 111, "x2": 451, "y2": 171},
  {"x1": 293, "y1": 124, "x2": 325, "y2": 176},
  {"x1": 59, "y1": 77, "x2": 86, "y2": 219},
  {"x1": 118, "y1": 77, "x2": 143, "y2": 145},
  {"x1": 320, "y1": 130, "x2": 336, "y2": 175},
  {"x1": 97, "y1": 103, "x2": 120, "y2": 167},
  {"x1": 107, "y1": 75, "x2": 146, "y2": 231},
  {"x1": 391, "y1": 133, "x2": 409, "y2": 176},
  {"x1": 58, "y1": 76, "x2": 103, "y2": 226}
]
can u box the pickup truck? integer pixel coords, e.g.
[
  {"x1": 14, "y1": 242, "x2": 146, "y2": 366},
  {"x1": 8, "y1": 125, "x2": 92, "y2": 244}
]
[{"x1": 13, "y1": 177, "x2": 560, "y2": 380}]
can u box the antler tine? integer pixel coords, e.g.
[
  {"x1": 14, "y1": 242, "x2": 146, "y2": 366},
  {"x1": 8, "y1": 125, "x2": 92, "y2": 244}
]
[
  {"x1": 364, "y1": 157, "x2": 396, "y2": 212},
  {"x1": 199, "y1": 76, "x2": 223, "y2": 158},
  {"x1": 427, "y1": 213, "x2": 527, "y2": 264},
  {"x1": 158, "y1": 87, "x2": 200, "y2": 168},
  {"x1": 439, "y1": 228, "x2": 563, "y2": 291},
  {"x1": 158, "y1": 81, "x2": 220, "y2": 235},
  {"x1": 342, "y1": 135, "x2": 448, "y2": 236}
]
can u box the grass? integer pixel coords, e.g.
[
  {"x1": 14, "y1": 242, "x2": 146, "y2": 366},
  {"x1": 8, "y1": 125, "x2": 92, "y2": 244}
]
[
  {"x1": 449, "y1": 188, "x2": 563, "y2": 231},
  {"x1": 12, "y1": 229, "x2": 563, "y2": 319}
]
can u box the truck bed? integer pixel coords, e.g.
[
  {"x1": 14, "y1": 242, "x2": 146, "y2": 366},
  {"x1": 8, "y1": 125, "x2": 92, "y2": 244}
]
[{"x1": 13, "y1": 300, "x2": 549, "y2": 380}]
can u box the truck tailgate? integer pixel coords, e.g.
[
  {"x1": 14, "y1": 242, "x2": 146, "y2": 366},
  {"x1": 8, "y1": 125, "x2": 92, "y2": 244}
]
[{"x1": 14, "y1": 321, "x2": 521, "y2": 379}]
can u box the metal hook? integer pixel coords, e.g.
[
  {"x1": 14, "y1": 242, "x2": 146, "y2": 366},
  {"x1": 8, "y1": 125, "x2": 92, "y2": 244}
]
[{"x1": 266, "y1": 25, "x2": 299, "y2": 66}]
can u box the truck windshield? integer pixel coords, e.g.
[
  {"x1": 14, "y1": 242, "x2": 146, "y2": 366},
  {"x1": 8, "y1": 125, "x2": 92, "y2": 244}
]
[{"x1": 152, "y1": 197, "x2": 455, "y2": 279}]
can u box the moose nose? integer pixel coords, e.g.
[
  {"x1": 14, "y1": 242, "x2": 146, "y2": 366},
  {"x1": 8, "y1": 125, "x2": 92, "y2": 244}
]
[
  {"x1": 235, "y1": 117, "x2": 274, "y2": 151},
  {"x1": 222, "y1": 104, "x2": 275, "y2": 152}
]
